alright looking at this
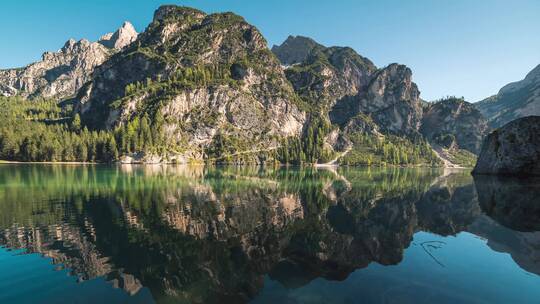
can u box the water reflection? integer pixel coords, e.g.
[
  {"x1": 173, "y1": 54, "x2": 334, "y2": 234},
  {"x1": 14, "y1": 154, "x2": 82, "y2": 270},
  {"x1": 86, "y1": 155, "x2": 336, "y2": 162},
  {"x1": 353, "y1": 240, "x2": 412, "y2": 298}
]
[
  {"x1": 472, "y1": 175, "x2": 540, "y2": 277},
  {"x1": 0, "y1": 165, "x2": 538, "y2": 303}
]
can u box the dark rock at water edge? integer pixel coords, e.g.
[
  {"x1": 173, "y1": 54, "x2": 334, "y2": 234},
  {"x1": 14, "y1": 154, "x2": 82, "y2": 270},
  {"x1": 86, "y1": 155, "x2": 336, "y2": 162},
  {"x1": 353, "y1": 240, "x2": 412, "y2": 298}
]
[{"x1": 473, "y1": 116, "x2": 540, "y2": 176}]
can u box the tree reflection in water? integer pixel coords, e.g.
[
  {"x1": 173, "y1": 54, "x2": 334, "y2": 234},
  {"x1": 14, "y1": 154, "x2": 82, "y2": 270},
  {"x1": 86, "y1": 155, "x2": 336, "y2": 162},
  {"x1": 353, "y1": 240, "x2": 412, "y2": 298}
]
[{"x1": 0, "y1": 165, "x2": 539, "y2": 303}]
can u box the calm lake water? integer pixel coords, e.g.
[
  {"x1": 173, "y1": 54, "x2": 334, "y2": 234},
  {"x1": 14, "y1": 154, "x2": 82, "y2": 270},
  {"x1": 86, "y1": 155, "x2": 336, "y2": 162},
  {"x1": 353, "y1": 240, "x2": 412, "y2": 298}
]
[{"x1": 0, "y1": 165, "x2": 539, "y2": 304}]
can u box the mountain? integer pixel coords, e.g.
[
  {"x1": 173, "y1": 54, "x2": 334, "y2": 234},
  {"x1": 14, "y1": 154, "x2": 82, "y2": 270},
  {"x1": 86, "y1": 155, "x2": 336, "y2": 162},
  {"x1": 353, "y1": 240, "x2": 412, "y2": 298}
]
[
  {"x1": 0, "y1": 22, "x2": 138, "y2": 99},
  {"x1": 0, "y1": 5, "x2": 488, "y2": 165},
  {"x1": 273, "y1": 36, "x2": 426, "y2": 137},
  {"x1": 273, "y1": 36, "x2": 442, "y2": 166},
  {"x1": 275, "y1": 36, "x2": 376, "y2": 112},
  {"x1": 421, "y1": 97, "x2": 489, "y2": 154},
  {"x1": 76, "y1": 6, "x2": 305, "y2": 162},
  {"x1": 476, "y1": 64, "x2": 540, "y2": 129},
  {"x1": 350, "y1": 63, "x2": 424, "y2": 135}
]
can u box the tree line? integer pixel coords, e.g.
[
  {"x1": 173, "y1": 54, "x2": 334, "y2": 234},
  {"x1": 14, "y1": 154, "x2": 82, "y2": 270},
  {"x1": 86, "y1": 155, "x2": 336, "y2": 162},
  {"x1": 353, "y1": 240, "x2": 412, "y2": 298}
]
[
  {"x1": 0, "y1": 97, "x2": 166, "y2": 162},
  {"x1": 0, "y1": 95, "x2": 442, "y2": 166}
]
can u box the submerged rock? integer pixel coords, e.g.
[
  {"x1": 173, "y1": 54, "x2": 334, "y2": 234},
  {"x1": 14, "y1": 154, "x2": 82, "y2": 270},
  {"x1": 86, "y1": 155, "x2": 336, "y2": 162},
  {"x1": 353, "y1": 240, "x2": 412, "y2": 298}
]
[{"x1": 473, "y1": 116, "x2": 540, "y2": 176}]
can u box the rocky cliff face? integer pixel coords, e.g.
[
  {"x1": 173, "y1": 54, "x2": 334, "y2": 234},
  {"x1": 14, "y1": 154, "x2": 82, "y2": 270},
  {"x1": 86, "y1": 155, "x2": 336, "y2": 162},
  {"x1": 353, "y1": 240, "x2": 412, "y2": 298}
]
[
  {"x1": 272, "y1": 36, "x2": 429, "y2": 165},
  {"x1": 276, "y1": 37, "x2": 377, "y2": 112},
  {"x1": 76, "y1": 6, "x2": 306, "y2": 160},
  {"x1": 421, "y1": 97, "x2": 489, "y2": 154},
  {"x1": 0, "y1": 22, "x2": 138, "y2": 99},
  {"x1": 273, "y1": 37, "x2": 425, "y2": 136},
  {"x1": 473, "y1": 116, "x2": 540, "y2": 176},
  {"x1": 476, "y1": 64, "x2": 540, "y2": 129},
  {"x1": 354, "y1": 63, "x2": 424, "y2": 135}
]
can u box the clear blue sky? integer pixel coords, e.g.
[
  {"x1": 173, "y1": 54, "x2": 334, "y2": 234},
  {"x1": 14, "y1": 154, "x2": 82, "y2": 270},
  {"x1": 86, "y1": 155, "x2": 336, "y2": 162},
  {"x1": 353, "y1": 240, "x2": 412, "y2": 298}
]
[{"x1": 1, "y1": 0, "x2": 539, "y2": 102}]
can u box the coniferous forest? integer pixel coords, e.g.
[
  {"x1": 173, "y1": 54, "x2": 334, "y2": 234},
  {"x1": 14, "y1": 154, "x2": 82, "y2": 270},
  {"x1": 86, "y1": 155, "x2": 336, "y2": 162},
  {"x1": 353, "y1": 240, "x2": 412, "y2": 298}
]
[
  {"x1": 0, "y1": 95, "x2": 441, "y2": 166},
  {"x1": 0, "y1": 96, "x2": 165, "y2": 162}
]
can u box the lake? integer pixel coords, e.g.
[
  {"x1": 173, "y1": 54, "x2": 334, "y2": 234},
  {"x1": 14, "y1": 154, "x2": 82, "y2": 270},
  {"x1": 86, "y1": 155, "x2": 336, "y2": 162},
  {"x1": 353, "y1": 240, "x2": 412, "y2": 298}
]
[{"x1": 0, "y1": 164, "x2": 539, "y2": 304}]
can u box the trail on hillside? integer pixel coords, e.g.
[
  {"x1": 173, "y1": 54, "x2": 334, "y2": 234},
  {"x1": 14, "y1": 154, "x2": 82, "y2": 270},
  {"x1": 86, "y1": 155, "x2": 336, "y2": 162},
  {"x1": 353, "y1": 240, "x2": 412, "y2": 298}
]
[
  {"x1": 316, "y1": 146, "x2": 352, "y2": 167},
  {"x1": 209, "y1": 146, "x2": 279, "y2": 161}
]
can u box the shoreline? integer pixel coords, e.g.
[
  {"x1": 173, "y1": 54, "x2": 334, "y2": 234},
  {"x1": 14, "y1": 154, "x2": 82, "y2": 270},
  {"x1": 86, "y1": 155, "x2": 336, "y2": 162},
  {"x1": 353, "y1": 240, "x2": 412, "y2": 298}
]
[
  {"x1": 0, "y1": 160, "x2": 472, "y2": 169},
  {"x1": 0, "y1": 160, "x2": 99, "y2": 165}
]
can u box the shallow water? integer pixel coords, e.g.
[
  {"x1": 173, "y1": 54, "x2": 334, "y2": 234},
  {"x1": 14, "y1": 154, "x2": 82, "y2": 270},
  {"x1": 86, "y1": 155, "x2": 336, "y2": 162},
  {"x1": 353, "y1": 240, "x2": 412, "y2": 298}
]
[{"x1": 0, "y1": 164, "x2": 539, "y2": 304}]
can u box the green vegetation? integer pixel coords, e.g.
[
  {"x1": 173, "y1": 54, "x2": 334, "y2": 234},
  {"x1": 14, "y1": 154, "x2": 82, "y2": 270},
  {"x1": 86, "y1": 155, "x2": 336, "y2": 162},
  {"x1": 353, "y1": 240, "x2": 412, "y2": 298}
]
[
  {"x1": 0, "y1": 94, "x2": 445, "y2": 167},
  {"x1": 277, "y1": 116, "x2": 336, "y2": 164},
  {"x1": 0, "y1": 96, "x2": 167, "y2": 162},
  {"x1": 341, "y1": 132, "x2": 441, "y2": 166},
  {"x1": 445, "y1": 148, "x2": 477, "y2": 168},
  {"x1": 0, "y1": 96, "x2": 113, "y2": 162}
]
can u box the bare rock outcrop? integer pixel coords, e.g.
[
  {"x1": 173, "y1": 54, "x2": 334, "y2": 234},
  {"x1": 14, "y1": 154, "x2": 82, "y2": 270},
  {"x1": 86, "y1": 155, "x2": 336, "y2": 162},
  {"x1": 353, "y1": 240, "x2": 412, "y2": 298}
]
[
  {"x1": 0, "y1": 22, "x2": 138, "y2": 99},
  {"x1": 421, "y1": 97, "x2": 489, "y2": 154},
  {"x1": 473, "y1": 116, "x2": 540, "y2": 176},
  {"x1": 356, "y1": 63, "x2": 423, "y2": 135},
  {"x1": 98, "y1": 21, "x2": 138, "y2": 50}
]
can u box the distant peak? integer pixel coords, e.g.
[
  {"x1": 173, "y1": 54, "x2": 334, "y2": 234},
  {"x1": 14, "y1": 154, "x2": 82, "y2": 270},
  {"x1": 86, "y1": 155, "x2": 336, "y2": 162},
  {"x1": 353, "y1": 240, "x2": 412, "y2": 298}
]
[
  {"x1": 525, "y1": 64, "x2": 540, "y2": 80},
  {"x1": 279, "y1": 35, "x2": 323, "y2": 49},
  {"x1": 272, "y1": 35, "x2": 325, "y2": 65},
  {"x1": 120, "y1": 21, "x2": 136, "y2": 32},
  {"x1": 61, "y1": 38, "x2": 90, "y2": 52},
  {"x1": 63, "y1": 38, "x2": 76, "y2": 49},
  {"x1": 99, "y1": 21, "x2": 138, "y2": 50},
  {"x1": 499, "y1": 63, "x2": 540, "y2": 95}
]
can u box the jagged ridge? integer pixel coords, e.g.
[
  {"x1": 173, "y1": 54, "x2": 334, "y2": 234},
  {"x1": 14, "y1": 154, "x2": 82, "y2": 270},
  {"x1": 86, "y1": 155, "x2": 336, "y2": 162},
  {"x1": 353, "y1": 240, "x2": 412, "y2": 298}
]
[{"x1": 0, "y1": 22, "x2": 138, "y2": 99}]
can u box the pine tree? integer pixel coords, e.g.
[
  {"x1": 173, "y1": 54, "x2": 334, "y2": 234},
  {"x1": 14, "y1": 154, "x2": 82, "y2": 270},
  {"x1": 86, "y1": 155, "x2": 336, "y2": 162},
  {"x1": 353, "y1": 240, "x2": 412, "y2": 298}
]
[{"x1": 71, "y1": 114, "x2": 81, "y2": 132}]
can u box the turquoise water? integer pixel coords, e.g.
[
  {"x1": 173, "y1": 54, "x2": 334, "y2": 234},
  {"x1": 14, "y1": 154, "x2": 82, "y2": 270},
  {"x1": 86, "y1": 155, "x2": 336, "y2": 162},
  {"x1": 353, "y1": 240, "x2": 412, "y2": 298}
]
[
  {"x1": 254, "y1": 232, "x2": 540, "y2": 304},
  {"x1": 0, "y1": 249, "x2": 154, "y2": 303},
  {"x1": 0, "y1": 165, "x2": 538, "y2": 303}
]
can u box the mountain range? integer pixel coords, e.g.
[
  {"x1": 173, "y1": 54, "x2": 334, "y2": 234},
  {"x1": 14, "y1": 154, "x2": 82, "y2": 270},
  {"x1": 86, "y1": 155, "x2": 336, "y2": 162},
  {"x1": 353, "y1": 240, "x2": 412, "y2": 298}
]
[
  {"x1": 476, "y1": 64, "x2": 540, "y2": 129},
  {"x1": 0, "y1": 22, "x2": 138, "y2": 99},
  {"x1": 0, "y1": 5, "x2": 537, "y2": 165}
]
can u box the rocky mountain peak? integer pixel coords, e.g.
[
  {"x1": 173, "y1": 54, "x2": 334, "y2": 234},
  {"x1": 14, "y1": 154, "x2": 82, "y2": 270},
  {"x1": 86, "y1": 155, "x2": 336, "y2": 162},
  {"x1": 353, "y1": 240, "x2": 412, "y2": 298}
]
[
  {"x1": 277, "y1": 35, "x2": 377, "y2": 118},
  {"x1": 378, "y1": 63, "x2": 413, "y2": 84},
  {"x1": 59, "y1": 38, "x2": 92, "y2": 53},
  {"x1": 476, "y1": 63, "x2": 540, "y2": 128},
  {"x1": 99, "y1": 21, "x2": 138, "y2": 50},
  {"x1": 271, "y1": 35, "x2": 324, "y2": 66},
  {"x1": 499, "y1": 64, "x2": 540, "y2": 95},
  {"x1": 525, "y1": 64, "x2": 540, "y2": 79},
  {"x1": 0, "y1": 22, "x2": 139, "y2": 99},
  {"x1": 153, "y1": 5, "x2": 206, "y2": 23},
  {"x1": 421, "y1": 97, "x2": 489, "y2": 154},
  {"x1": 63, "y1": 38, "x2": 77, "y2": 50},
  {"x1": 76, "y1": 4, "x2": 306, "y2": 161}
]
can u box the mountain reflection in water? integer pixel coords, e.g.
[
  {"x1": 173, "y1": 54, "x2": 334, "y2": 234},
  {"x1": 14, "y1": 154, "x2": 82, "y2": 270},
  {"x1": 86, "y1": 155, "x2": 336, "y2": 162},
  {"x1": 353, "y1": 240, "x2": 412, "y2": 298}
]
[{"x1": 0, "y1": 165, "x2": 539, "y2": 304}]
